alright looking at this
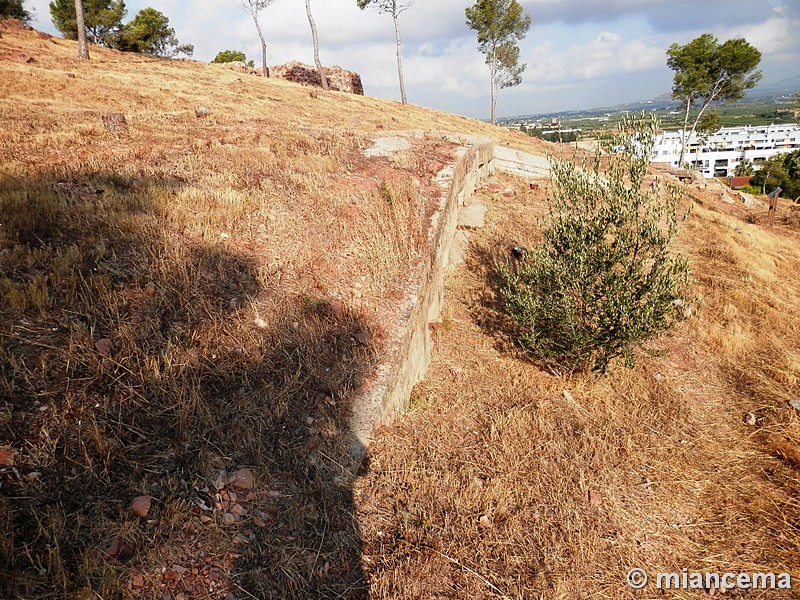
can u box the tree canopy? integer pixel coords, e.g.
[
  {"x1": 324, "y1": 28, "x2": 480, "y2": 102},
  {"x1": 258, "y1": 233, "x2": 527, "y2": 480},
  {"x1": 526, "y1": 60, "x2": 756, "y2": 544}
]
[
  {"x1": 667, "y1": 34, "x2": 762, "y2": 166},
  {"x1": 114, "y1": 7, "x2": 193, "y2": 57},
  {"x1": 466, "y1": 0, "x2": 531, "y2": 124},
  {"x1": 0, "y1": 0, "x2": 31, "y2": 23},
  {"x1": 212, "y1": 50, "x2": 254, "y2": 67},
  {"x1": 49, "y1": 0, "x2": 126, "y2": 45},
  {"x1": 752, "y1": 150, "x2": 800, "y2": 200}
]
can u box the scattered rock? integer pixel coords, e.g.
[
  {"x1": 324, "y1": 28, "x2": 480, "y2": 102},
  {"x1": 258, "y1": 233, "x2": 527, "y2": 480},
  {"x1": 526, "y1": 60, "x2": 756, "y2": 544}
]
[
  {"x1": 226, "y1": 468, "x2": 255, "y2": 491},
  {"x1": 16, "y1": 53, "x2": 35, "y2": 64},
  {"x1": 588, "y1": 489, "x2": 603, "y2": 507},
  {"x1": 788, "y1": 399, "x2": 800, "y2": 411},
  {"x1": 96, "y1": 536, "x2": 136, "y2": 564},
  {"x1": 254, "y1": 317, "x2": 268, "y2": 329},
  {"x1": 309, "y1": 90, "x2": 318, "y2": 99},
  {"x1": 131, "y1": 574, "x2": 145, "y2": 588},
  {"x1": 143, "y1": 282, "x2": 157, "y2": 297},
  {"x1": 194, "y1": 105, "x2": 212, "y2": 118},
  {"x1": 130, "y1": 495, "x2": 152, "y2": 517},
  {"x1": 485, "y1": 180, "x2": 502, "y2": 193},
  {"x1": 511, "y1": 245, "x2": 527, "y2": 259},
  {"x1": 223, "y1": 512, "x2": 237, "y2": 525},
  {"x1": 478, "y1": 514, "x2": 493, "y2": 528},
  {"x1": 502, "y1": 186, "x2": 515, "y2": 198},
  {"x1": 209, "y1": 471, "x2": 226, "y2": 492},
  {"x1": 101, "y1": 112, "x2": 127, "y2": 133},
  {"x1": 94, "y1": 338, "x2": 112, "y2": 357},
  {"x1": 0, "y1": 447, "x2": 18, "y2": 466},
  {"x1": 738, "y1": 191, "x2": 760, "y2": 208},
  {"x1": 354, "y1": 331, "x2": 371, "y2": 346},
  {"x1": 329, "y1": 297, "x2": 345, "y2": 321},
  {"x1": 229, "y1": 503, "x2": 247, "y2": 517},
  {"x1": 743, "y1": 412, "x2": 757, "y2": 426},
  {"x1": 427, "y1": 160, "x2": 444, "y2": 174},
  {"x1": 0, "y1": 247, "x2": 10, "y2": 258}
]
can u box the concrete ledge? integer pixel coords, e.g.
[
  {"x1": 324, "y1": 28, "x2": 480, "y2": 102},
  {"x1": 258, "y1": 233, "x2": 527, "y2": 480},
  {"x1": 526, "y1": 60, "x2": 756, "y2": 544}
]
[
  {"x1": 494, "y1": 145, "x2": 550, "y2": 178},
  {"x1": 348, "y1": 142, "x2": 495, "y2": 466}
]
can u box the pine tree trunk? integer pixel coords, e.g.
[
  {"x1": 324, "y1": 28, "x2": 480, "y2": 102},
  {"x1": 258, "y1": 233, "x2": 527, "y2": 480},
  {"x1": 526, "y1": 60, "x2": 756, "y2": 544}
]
[
  {"x1": 678, "y1": 97, "x2": 692, "y2": 167},
  {"x1": 74, "y1": 0, "x2": 89, "y2": 60},
  {"x1": 490, "y1": 63, "x2": 497, "y2": 125},
  {"x1": 392, "y1": 9, "x2": 407, "y2": 105},
  {"x1": 305, "y1": 0, "x2": 328, "y2": 90},
  {"x1": 253, "y1": 12, "x2": 268, "y2": 77}
]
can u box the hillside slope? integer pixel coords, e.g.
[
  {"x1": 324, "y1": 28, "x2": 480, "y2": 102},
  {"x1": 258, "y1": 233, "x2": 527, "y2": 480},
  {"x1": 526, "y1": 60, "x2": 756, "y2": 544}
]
[{"x1": 2, "y1": 18, "x2": 800, "y2": 600}]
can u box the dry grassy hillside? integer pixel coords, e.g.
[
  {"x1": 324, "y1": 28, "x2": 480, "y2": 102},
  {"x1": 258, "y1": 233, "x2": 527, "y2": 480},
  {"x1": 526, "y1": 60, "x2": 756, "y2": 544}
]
[
  {"x1": 0, "y1": 19, "x2": 548, "y2": 599},
  {"x1": 2, "y1": 17, "x2": 800, "y2": 600},
  {"x1": 357, "y1": 160, "x2": 800, "y2": 597}
]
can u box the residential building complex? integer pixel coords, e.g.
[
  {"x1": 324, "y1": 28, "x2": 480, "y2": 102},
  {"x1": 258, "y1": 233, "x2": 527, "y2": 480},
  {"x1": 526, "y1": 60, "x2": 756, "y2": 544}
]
[{"x1": 651, "y1": 123, "x2": 800, "y2": 178}]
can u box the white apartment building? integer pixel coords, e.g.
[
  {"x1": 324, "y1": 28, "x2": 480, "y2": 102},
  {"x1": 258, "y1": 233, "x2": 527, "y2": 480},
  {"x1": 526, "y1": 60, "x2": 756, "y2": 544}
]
[{"x1": 651, "y1": 123, "x2": 800, "y2": 178}]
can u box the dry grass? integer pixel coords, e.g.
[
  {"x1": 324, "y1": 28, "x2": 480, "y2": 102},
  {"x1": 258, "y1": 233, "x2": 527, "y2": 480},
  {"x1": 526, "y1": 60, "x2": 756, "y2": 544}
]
[
  {"x1": 0, "y1": 20, "x2": 523, "y2": 599},
  {"x1": 6, "y1": 19, "x2": 798, "y2": 600},
  {"x1": 357, "y1": 173, "x2": 800, "y2": 598}
]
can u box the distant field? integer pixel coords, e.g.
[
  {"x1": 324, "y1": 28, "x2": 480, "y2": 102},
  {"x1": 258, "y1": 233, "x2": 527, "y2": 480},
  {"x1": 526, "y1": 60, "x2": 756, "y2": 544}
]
[{"x1": 506, "y1": 98, "x2": 797, "y2": 139}]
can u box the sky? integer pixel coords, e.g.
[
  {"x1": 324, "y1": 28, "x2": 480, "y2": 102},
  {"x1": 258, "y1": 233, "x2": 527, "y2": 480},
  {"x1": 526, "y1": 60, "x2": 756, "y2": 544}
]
[{"x1": 24, "y1": 0, "x2": 800, "y2": 120}]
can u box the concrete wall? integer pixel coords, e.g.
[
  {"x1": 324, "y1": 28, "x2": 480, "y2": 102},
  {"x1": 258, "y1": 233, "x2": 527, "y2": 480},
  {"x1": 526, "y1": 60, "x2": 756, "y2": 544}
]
[{"x1": 348, "y1": 142, "x2": 494, "y2": 466}]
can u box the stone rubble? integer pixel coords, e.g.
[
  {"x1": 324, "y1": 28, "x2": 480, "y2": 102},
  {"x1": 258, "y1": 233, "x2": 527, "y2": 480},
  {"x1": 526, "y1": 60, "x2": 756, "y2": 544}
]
[{"x1": 218, "y1": 60, "x2": 364, "y2": 95}]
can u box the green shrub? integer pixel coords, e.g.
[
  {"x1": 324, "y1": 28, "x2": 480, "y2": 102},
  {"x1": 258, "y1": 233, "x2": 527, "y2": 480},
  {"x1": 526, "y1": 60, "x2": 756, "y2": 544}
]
[
  {"x1": 740, "y1": 184, "x2": 762, "y2": 196},
  {"x1": 212, "y1": 49, "x2": 254, "y2": 68},
  {"x1": 500, "y1": 112, "x2": 692, "y2": 373}
]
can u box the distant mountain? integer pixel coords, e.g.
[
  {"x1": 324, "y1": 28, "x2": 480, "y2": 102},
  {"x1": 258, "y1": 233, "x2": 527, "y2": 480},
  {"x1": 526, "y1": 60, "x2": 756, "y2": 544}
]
[
  {"x1": 753, "y1": 74, "x2": 800, "y2": 94},
  {"x1": 746, "y1": 74, "x2": 800, "y2": 98}
]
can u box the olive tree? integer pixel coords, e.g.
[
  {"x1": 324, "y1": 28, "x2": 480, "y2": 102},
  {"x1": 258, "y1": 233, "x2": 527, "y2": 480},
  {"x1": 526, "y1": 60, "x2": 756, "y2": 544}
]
[{"x1": 500, "y1": 113, "x2": 692, "y2": 373}]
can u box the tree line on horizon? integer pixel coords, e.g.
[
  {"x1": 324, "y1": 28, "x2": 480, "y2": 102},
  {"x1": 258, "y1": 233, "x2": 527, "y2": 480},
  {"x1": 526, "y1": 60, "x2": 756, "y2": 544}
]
[{"x1": 2, "y1": 0, "x2": 776, "y2": 133}]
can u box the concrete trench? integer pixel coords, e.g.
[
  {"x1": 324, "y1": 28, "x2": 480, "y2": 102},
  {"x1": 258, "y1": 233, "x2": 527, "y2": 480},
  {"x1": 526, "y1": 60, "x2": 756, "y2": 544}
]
[{"x1": 347, "y1": 141, "x2": 496, "y2": 470}]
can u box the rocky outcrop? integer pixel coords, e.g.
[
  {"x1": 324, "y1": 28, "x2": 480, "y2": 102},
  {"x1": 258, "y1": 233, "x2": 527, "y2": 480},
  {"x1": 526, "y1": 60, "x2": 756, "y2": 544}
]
[
  {"x1": 271, "y1": 61, "x2": 364, "y2": 95},
  {"x1": 218, "y1": 60, "x2": 364, "y2": 95}
]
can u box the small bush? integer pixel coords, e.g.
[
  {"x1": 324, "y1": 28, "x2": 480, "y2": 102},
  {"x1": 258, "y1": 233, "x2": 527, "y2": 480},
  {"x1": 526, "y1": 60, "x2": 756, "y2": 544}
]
[{"x1": 500, "y1": 113, "x2": 692, "y2": 373}]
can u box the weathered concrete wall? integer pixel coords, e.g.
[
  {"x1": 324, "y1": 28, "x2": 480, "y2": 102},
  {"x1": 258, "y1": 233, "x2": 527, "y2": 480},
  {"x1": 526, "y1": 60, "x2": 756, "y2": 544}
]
[{"x1": 348, "y1": 142, "x2": 494, "y2": 463}]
